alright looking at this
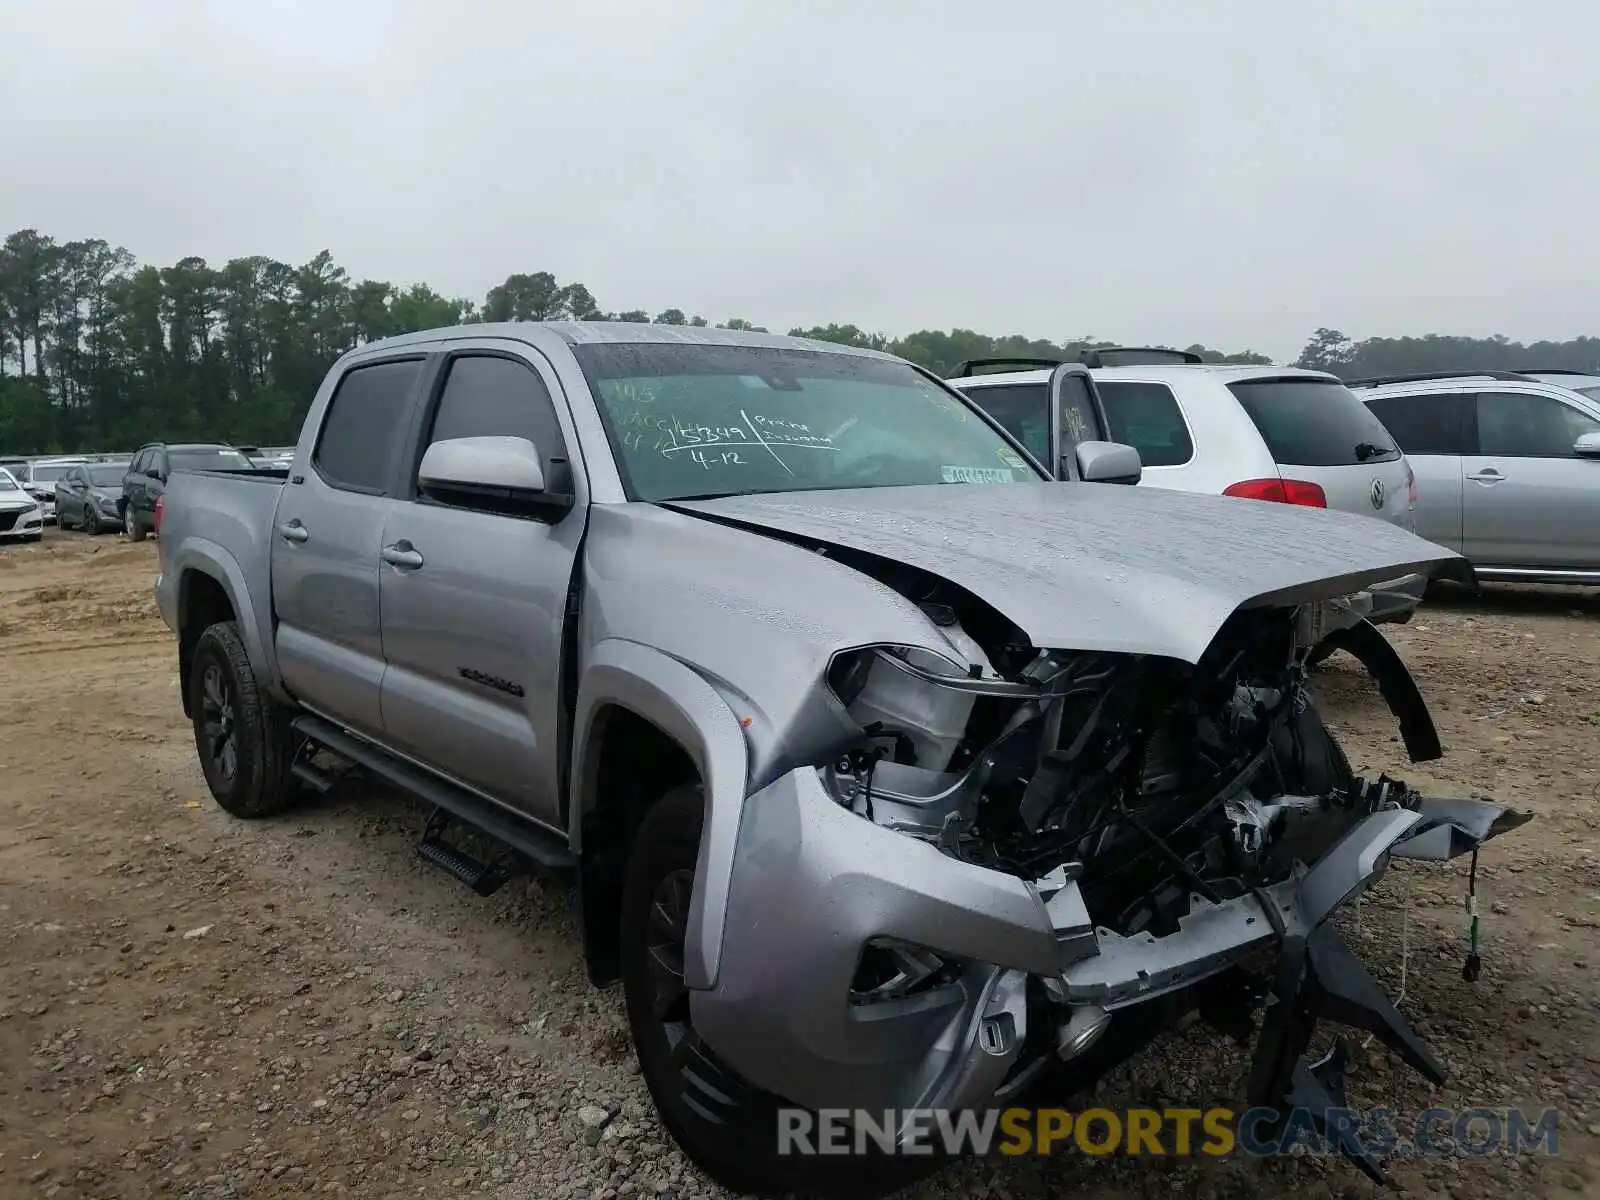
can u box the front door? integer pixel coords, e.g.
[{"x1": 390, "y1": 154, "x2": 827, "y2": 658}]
[
  {"x1": 1461, "y1": 389, "x2": 1600, "y2": 570},
  {"x1": 377, "y1": 346, "x2": 584, "y2": 829},
  {"x1": 270, "y1": 355, "x2": 429, "y2": 736}
]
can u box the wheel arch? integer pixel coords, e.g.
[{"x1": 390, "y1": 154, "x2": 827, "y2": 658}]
[
  {"x1": 571, "y1": 640, "x2": 750, "y2": 991},
  {"x1": 172, "y1": 541, "x2": 279, "y2": 718}
]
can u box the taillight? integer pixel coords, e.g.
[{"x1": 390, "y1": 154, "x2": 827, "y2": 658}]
[
  {"x1": 1222, "y1": 478, "x2": 1327, "y2": 507},
  {"x1": 1405, "y1": 463, "x2": 1419, "y2": 505},
  {"x1": 153, "y1": 494, "x2": 165, "y2": 535}
]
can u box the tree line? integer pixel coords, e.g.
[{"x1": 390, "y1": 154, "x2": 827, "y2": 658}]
[{"x1": 2, "y1": 227, "x2": 1596, "y2": 454}]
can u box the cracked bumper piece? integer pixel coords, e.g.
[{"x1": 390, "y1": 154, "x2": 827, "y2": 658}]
[
  {"x1": 691, "y1": 769, "x2": 1530, "y2": 1121},
  {"x1": 690, "y1": 767, "x2": 1065, "y2": 1116}
]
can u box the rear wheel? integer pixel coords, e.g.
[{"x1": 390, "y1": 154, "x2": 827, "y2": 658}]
[
  {"x1": 620, "y1": 785, "x2": 944, "y2": 1200},
  {"x1": 190, "y1": 621, "x2": 300, "y2": 818}
]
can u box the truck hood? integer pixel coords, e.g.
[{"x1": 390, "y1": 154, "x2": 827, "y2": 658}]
[{"x1": 668, "y1": 482, "x2": 1459, "y2": 664}]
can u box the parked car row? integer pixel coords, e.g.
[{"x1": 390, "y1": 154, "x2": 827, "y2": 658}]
[
  {"x1": 0, "y1": 441, "x2": 280, "y2": 542},
  {"x1": 948, "y1": 350, "x2": 1600, "y2": 592}
]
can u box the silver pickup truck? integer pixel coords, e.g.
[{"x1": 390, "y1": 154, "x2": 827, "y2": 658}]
[{"x1": 156, "y1": 323, "x2": 1527, "y2": 1198}]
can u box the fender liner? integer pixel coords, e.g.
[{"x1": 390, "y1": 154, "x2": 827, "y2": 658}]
[
  {"x1": 1321, "y1": 618, "x2": 1442, "y2": 763},
  {"x1": 571, "y1": 639, "x2": 750, "y2": 990}
]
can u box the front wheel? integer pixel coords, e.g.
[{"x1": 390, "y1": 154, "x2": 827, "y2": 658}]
[
  {"x1": 189, "y1": 621, "x2": 300, "y2": 818},
  {"x1": 620, "y1": 785, "x2": 942, "y2": 1200},
  {"x1": 81, "y1": 505, "x2": 101, "y2": 535},
  {"x1": 125, "y1": 506, "x2": 147, "y2": 542}
]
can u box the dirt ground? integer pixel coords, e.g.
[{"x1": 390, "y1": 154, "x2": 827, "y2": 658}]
[{"x1": 1, "y1": 528, "x2": 1597, "y2": 1200}]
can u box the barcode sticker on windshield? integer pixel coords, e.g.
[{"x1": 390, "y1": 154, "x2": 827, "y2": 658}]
[{"x1": 942, "y1": 465, "x2": 1017, "y2": 484}]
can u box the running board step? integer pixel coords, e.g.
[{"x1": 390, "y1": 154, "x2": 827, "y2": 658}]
[
  {"x1": 291, "y1": 758, "x2": 334, "y2": 794},
  {"x1": 418, "y1": 809, "x2": 507, "y2": 896},
  {"x1": 290, "y1": 714, "x2": 577, "y2": 878}
]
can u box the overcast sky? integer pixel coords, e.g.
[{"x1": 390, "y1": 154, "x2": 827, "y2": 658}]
[{"x1": 2, "y1": 0, "x2": 1593, "y2": 360}]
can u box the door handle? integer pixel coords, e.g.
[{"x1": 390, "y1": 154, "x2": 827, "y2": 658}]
[
  {"x1": 381, "y1": 541, "x2": 424, "y2": 569},
  {"x1": 278, "y1": 520, "x2": 310, "y2": 543},
  {"x1": 1466, "y1": 468, "x2": 1504, "y2": 484}
]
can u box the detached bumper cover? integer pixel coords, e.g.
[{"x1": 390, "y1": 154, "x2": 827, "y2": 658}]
[{"x1": 692, "y1": 768, "x2": 1530, "y2": 1144}]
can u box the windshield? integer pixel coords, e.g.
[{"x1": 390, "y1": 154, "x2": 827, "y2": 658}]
[
  {"x1": 1228, "y1": 379, "x2": 1403, "y2": 467},
  {"x1": 88, "y1": 464, "x2": 127, "y2": 486},
  {"x1": 571, "y1": 343, "x2": 1042, "y2": 501},
  {"x1": 0, "y1": 470, "x2": 18, "y2": 492},
  {"x1": 30, "y1": 462, "x2": 78, "y2": 483},
  {"x1": 170, "y1": 449, "x2": 253, "y2": 472}
]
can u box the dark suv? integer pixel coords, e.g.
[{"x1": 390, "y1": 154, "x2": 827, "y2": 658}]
[{"x1": 122, "y1": 442, "x2": 255, "y2": 540}]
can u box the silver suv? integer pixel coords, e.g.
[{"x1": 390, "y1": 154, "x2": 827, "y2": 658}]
[
  {"x1": 947, "y1": 349, "x2": 1428, "y2": 621},
  {"x1": 1352, "y1": 370, "x2": 1600, "y2": 585}
]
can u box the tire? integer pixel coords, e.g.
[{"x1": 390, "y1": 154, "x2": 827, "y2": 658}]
[
  {"x1": 189, "y1": 621, "x2": 300, "y2": 818},
  {"x1": 125, "y1": 506, "x2": 147, "y2": 542},
  {"x1": 620, "y1": 785, "x2": 943, "y2": 1200},
  {"x1": 81, "y1": 505, "x2": 100, "y2": 535}
]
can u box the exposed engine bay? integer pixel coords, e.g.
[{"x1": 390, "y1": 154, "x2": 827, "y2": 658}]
[
  {"x1": 821, "y1": 580, "x2": 1379, "y2": 928},
  {"x1": 812, "y1": 567, "x2": 1531, "y2": 1181}
]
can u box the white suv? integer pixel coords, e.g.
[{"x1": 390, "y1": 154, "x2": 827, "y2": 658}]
[{"x1": 947, "y1": 347, "x2": 1428, "y2": 622}]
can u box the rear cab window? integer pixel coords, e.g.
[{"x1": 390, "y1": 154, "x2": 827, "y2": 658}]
[
  {"x1": 1228, "y1": 378, "x2": 1402, "y2": 467},
  {"x1": 313, "y1": 359, "x2": 427, "y2": 494}
]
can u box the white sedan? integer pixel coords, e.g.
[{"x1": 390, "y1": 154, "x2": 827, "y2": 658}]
[{"x1": 0, "y1": 468, "x2": 44, "y2": 543}]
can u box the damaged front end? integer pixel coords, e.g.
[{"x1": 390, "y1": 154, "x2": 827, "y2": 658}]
[{"x1": 691, "y1": 588, "x2": 1530, "y2": 1184}]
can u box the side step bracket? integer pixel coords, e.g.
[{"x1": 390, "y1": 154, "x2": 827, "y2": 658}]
[
  {"x1": 418, "y1": 807, "x2": 508, "y2": 896},
  {"x1": 290, "y1": 714, "x2": 577, "y2": 883}
]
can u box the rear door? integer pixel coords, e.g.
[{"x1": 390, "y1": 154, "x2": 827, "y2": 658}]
[
  {"x1": 1227, "y1": 377, "x2": 1414, "y2": 528},
  {"x1": 1461, "y1": 389, "x2": 1600, "y2": 570},
  {"x1": 1360, "y1": 390, "x2": 1471, "y2": 552},
  {"x1": 270, "y1": 354, "x2": 429, "y2": 736},
  {"x1": 58, "y1": 466, "x2": 87, "y2": 525},
  {"x1": 376, "y1": 344, "x2": 584, "y2": 828}
]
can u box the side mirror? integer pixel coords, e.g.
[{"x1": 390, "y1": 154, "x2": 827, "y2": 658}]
[
  {"x1": 418, "y1": 435, "x2": 569, "y2": 515},
  {"x1": 1076, "y1": 440, "x2": 1143, "y2": 485},
  {"x1": 1575, "y1": 432, "x2": 1600, "y2": 459},
  {"x1": 1045, "y1": 363, "x2": 1111, "y2": 480}
]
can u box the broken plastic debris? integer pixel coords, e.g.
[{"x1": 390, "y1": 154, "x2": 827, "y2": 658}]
[{"x1": 182, "y1": 925, "x2": 213, "y2": 940}]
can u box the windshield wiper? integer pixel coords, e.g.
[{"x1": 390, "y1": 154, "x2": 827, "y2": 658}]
[
  {"x1": 1354, "y1": 442, "x2": 1394, "y2": 461},
  {"x1": 662, "y1": 489, "x2": 774, "y2": 502}
]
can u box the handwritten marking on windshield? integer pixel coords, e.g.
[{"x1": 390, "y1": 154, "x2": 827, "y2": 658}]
[
  {"x1": 689, "y1": 449, "x2": 746, "y2": 469},
  {"x1": 741, "y1": 408, "x2": 794, "y2": 476},
  {"x1": 661, "y1": 439, "x2": 838, "y2": 456}
]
